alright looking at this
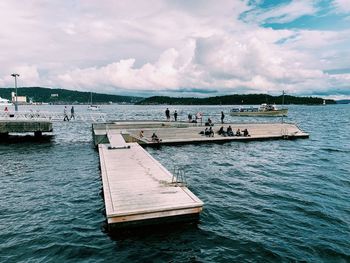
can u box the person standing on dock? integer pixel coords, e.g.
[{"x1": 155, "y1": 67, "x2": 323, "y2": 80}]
[
  {"x1": 63, "y1": 106, "x2": 69, "y2": 121},
  {"x1": 174, "y1": 110, "x2": 178, "y2": 121},
  {"x1": 70, "y1": 106, "x2": 75, "y2": 120},
  {"x1": 165, "y1": 108, "x2": 170, "y2": 121},
  {"x1": 188, "y1": 113, "x2": 192, "y2": 122},
  {"x1": 221, "y1": 111, "x2": 225, "y2": 124}
]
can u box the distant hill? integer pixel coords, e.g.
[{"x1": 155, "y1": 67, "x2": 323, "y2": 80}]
[
  {"x1": 0, "y1": 87, "x2": 142, "y2": 104},
  {"x1": 137, "y1": 94, "x2": 336, "y2": 105},
  {"x1": 336, "y1": 100, "x2": 350, "y2": 104}
]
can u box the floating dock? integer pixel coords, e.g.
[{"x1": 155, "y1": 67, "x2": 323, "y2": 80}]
[
  {"x1": 93, "y1": 121, "x2": 309, "y2": 146},
  {"x1": 99, "y1": 134, "x2": 203, "y2": 229},
  {"x1": 93, "y1": 120, "x2": 308, "y2": 230}
]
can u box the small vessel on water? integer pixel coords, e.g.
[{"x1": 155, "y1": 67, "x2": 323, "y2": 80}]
[
  {"x1": 230, "y1": 103, "x2": 288, "y2": 117},
  {"x1": 88, "y1": 92, "x2": 100, "y2": 111},
  {"x1": 0, "y1": 96, "x2": 13, "y2": 106},
  {"x1": 88, "y1": 105, "x2": 100, "y2": 111}
]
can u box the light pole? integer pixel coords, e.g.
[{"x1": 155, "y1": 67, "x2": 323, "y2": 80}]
[
  {"x1": 281, "y1": 90, "x2": 285, "y2": 124},
  {"x1": 11, "y1": 73, "x2": 19, "y2": 111}
]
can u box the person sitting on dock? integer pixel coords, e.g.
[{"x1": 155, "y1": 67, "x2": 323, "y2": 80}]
[
  {"x1": 208, "y1": 126, "x2": 214, "y2": 137},
  {"x1": 235, "y1": 128, "x2": 241, "y2": 136},
  {"x1": 227, "y1": 126, "x2": 234, "y2": 136},
  {"x1": 151, "y1": 132, "x2": 161, "y2": 143},
  {"x1": 205, "y1": 118, "x2": 213, "y2": 126},
  {"x1": 218, "y1": 126, "x2": 227, "y2": 136},
  {"x1": 243, "y1": 128, "x2": 250, "y2": 137},
  {"x1": 139, "y1": 130, "x2": 144, "y2": 138}
]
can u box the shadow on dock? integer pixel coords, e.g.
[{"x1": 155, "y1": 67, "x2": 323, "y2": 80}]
[
  {"x1": 103, "y1": 217, "x2": 200, "y2": 240},
  {"x1": 0, "y1": 134, "x2": 54, "y2": 144}
]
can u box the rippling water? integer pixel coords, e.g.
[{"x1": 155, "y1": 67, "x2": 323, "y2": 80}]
[{"x1": 0, "y1": 104, "x2": 349, "y2": 262}]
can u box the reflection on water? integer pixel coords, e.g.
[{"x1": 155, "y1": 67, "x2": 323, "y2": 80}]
[{"x1": 0, "y1": 104, "x2": 349, "y2": 262}]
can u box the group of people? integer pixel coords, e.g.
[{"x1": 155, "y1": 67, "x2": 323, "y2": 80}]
[
  {"x1": 218, "y1": 126, "x2": 250, "y2": 137},
  {"x1": 63, "y1": 106, "x2": 75, "y2": 121},
  {"x1": 139, "y1": 130, "x2": 162, "y2": 143},
  {"x1": 165, "y1": 108, "x2": 178, "y2": 122}
]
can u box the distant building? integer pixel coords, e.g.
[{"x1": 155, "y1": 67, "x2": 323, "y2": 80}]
[
  {"x1": 51, "y1": 94, "x2": 59, "y2": 97},
  {"x1": 11, "y1": 92, "x2": 27, "y2": 104}
]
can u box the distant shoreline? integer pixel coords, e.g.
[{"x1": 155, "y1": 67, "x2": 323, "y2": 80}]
[{"x1": 0, "y1": 86, "x2": 337, "y2": 105}]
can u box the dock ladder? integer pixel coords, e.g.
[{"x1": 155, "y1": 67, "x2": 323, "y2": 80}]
[
  {"x1": 281, "y1": 128, "x2": 289, "y2": 139},
  {"x1": 171, "y1": 166, "x2": 187, "y2": 187}
]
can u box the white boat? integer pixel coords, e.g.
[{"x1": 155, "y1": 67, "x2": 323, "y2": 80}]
[
  {"x1": 88, "y1": 105, "x2": 100, "y2": 111},
  {"x1": 230, "y1": 103, "x2": 288, "y2": 117},
  {"x1": 87, "y1": 92, "x2": 100, "y2": 111},
  {"x1": 0, "y1": 96, "x2": 13, "y2": 106}
]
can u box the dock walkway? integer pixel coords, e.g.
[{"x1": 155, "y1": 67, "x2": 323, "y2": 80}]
[{"x1": 99, "y1": 136, "x2": 203, "y2": 229}]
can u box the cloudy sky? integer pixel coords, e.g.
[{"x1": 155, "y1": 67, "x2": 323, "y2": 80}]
[{"x1": 0, "y1": 0, "x2": 349, "y2": 98}]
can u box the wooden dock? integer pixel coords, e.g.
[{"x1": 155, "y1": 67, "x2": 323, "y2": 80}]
[
  {"x1": 99, "y1": 135, "x2": 203, "y2": 229},
  {"x1": 94, "y1": 120, "x2": 309, "y2": 230},
  {"x1": 93, "y1": 121, "x2": 309, "y2": 146}
]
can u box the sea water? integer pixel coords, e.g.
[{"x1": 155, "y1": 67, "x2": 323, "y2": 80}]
[{"x1": 0, "y1": 104, "x2": 349, "y2": 262}]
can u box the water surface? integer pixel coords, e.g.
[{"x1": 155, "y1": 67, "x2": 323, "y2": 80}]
[{"x1": 0, "y1": 104, "x2": 349, "y2": 262}]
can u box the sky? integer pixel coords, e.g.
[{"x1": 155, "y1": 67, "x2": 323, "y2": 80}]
[{"x1": 0, "y1": 0, "x2": 349, "y2": 99}]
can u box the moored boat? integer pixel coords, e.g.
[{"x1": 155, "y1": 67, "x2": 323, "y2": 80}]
[
  {"x1": 87, "y1": 92, "x2": 101, "y2": 111},
  {"x1": 88, "y1": 105, "x2": 100, "y2": 111},
  {"x1": 0, "y1": 97, "x2": 13, "y2": 106},
  {"x1": 230, "y1": 103, "x2": 288, "y2": 117}
]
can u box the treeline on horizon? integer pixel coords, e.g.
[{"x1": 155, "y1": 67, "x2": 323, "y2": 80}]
[
  {"x1": 0, "y1": 87, "x2": 336, "y2": 105},
  {"x1": 137, "y1": 94, "x2": 335, "y2": 105},
  {"x1": 0, "y1": 87, "x2": 141, "y2": 104}
]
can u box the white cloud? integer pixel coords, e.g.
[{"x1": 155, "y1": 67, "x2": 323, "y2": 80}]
[
  {"x1": 54, "y1": 33, "x2": 329, "y2": 95},
  {"x1": 333, "y1": 0, "x2": 350, "y2": 13}
]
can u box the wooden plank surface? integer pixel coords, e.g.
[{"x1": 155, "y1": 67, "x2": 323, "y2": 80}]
[
  {"x1": 116, "y1": 122, "x2": 308, "y2": 145},
  {"x1": 106, "y1": 131, "x2": 129, "y2": 149},
  {"x1": 98, "y1": 143, "x2": 203, "y2": 224},
  {"x1": 93, "y1": 121, "x2": 308, "y2": 146}
]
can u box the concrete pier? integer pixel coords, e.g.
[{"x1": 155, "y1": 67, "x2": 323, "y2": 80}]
[{"x1": 0, "y1": 120, "x2": 53, "y2": 137}]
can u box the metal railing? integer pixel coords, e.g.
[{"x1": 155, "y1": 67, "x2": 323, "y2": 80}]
[{"x1": 0, "y1": 111, "x2": 107, "y2": 123}]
